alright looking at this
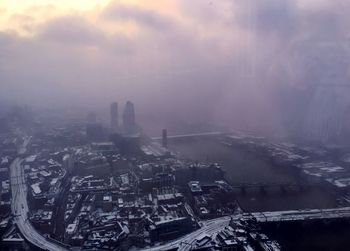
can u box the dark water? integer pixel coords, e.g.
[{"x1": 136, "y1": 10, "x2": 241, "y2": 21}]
[
  {"x1": 264, "y1": 221, "x2": 350, "y2": 251},
  {"x1": 170, "y1": 138, "x2": 337, "y2": 212}
]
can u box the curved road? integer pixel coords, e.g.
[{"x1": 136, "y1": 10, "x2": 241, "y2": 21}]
[
  {"x1": 10, "y1": 155, "x2": 230, "y2": 251},
  {"x1": 146, "y1": 216, "x2": 232, "y2": 251},
  {"x1": 10, "y1": 158, "x2": 69, "y2": 251}
]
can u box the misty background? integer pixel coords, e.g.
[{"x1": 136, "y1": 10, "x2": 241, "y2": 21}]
[{"x1": 1, "y1": 0, "x2": 350, "y2": 141}]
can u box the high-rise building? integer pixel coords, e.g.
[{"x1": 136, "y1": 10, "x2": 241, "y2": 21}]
[
  {"x1": 110, "y1": 102, "x2": 118, "y2": 133},
  {"x1": 122, "y1": 101, "x2": 136, "y2": 135}
]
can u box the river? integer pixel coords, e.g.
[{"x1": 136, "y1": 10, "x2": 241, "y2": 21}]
[{"x1": 169, "y1": 137, "x2": 337, "y2": 212}]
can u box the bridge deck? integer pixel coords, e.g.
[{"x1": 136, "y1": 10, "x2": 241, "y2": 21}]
[
  {"x1": 246, "y1": 207, "x2": 350, "y2": 223},
  {"x1": 152, "y1": 131, "x2": 223, "y2": 140}
]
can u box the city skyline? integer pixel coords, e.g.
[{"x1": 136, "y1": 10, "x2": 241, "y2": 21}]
[
  {"x1": 1, "y1": 1, "x2": 350, "y2": 141},
  {"x1": 1, "y1": 1, "x2": 350, "y2": 250}
]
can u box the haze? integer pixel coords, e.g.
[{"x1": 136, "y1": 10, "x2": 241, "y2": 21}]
[{"x1": 1, "y1": 0, "x2": 350, "y2": 141}]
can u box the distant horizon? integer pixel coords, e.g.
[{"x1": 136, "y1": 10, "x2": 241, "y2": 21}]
[{"x1": 1, "y1": 0, "x2": 350, "y2": 142}]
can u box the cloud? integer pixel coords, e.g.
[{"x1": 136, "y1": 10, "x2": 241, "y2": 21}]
[
  {"x1": 9, "y1": 13, "x2": 37, "y2": 33},
  {"x1": 102, "y1": 1, "x2": 175, "y2": 31},
  {"x1": 177, "y1": 0, "x2": 233, "y2": 23},
  {"x1": 0, "y1": 31, "x2": 17, "y2": 47},
  {"x1": 1, "y1": 0, "x2": 350, "y2": 140},
  {"x1": 38, "y1": 16, "x2": 106, "y2": 47},
  {"x1": 257, "y1": 1, "x2": 297, "y2": 37}
]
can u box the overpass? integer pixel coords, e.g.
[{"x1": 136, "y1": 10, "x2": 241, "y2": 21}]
[
  {"x1": 152, "y1": 131, "x2": 223, "y2": 140},
  {"x1": 145, "y1": 207, "x2": 350, "y2": 251}
]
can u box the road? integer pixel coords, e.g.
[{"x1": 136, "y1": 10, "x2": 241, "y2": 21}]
[
  {"x1": 145, "y1": 207, "x2": 350, "y2": 251},
  {"x1": 146, "y1": 216, "x2": 231, "y2": 251},
  {"x1": 18, "y1": 136, "x2": 31, "y2": 155},
  {"x1": 9, "y1": 135, "x2": 350, "y2": 251},
  {"x1": 10, "y1": 158, "x2": 69, "y2": 251}
]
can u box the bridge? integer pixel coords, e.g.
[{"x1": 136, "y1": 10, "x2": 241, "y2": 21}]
[
  {"x1": 247, "y1": 207, "x2": 350, "y2": 223},
  {"x1": 151, "y1": 131, "x2": 223, "y2": 140},
  {"x1": 229, "y1": 182, "x2": 316, "y2": 193},
  {"x1": 318, "y1": 84, "x2": 350, "y2": 88},
  {"x1": 146, "y1": 206, "x2": 350, "y2": 251}
]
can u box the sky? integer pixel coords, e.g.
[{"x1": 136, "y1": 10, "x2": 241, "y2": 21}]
[{"x1": 1, "y1": 0, "x2": 350, "y2": 140}]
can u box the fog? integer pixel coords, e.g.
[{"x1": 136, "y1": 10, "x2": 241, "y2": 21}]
[{"x1": 1, "y1": 0, "x2": 350, "y2": 141}]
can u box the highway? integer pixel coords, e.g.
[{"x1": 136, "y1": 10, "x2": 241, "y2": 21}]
[
  {"x1": 145, "y1": 206, "x2": 350, "y2": 251},
  {"x1": 18, "y1": 136, "x2": 31, "y2": 155},
  {"x1": 9, "y1": 148, "x2": 231, "y2": 251},
  {"x1": 146, "y1": 216, "x2": 231, "y2": 251},
  {"x1": 9, "y1": 135, "x2": 350, "y2": 251},
  {"x1": 10, "y1": 157, "x2": 68, "y2": 250}
]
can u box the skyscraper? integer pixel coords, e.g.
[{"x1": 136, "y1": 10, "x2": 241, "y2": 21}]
[
  {"x1": 110, "y1": 102, "x2": 118, "y2": 133},
  {"x1": 122, "y1": 101, "x2": 136, "y2": 134}
]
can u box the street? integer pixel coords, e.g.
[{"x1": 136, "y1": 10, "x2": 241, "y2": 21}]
[{"x1": 10, "y1": 157, "x2": 68, "y2": 251}]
